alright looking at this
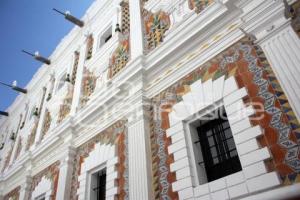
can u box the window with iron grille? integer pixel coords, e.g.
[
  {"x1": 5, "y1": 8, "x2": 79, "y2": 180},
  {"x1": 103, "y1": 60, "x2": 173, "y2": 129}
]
[
  {"x1": 192, "y1": 108, "x2": 242, "y2": 183},
  {"x1": 91, "y1": 169, "x2": 106, "y2": 200}
]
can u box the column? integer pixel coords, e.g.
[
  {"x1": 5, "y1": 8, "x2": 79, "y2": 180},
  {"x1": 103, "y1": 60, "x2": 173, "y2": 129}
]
[
  {"x1": 128, "y1": 0, "x2": 144, "y2": 59},
  {"x1": 55, "y1": 146, "x2": 76, "y2": 200},
  {"x1": 19, "y1": 175, "x2": 32, "y2": 200},
  {"x1": 127, "y1": 101, "x2": 153, "y2": 200},
  {"x1": 70, "y1": 41, "x2": 87, "y2": 115}
]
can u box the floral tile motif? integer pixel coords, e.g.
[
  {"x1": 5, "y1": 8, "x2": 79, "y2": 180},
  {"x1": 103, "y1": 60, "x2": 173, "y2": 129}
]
[
  {"x1": 69, "y1": 120, "x2": 129, "y2": 200},
  {"x1": 85, "y1": 35, "x2": 94, "y2": 60},
  {"x1": 57, "y1": 87, "x2": 73, "y2": 124},
  {"x1": 41, "y1": 110, "x2": 52, "y2": 140},
  {"x1": 13, "y1": 137, "x2": 22, "y2": 161},
  {"x1": 25, "y1": 122, "x2": 38, "y2": 151},
  {"x1": 188, "y1": 0, "x2": 214, "y2": 14},
  {"x1": 71, "y1": 51, "x2": 80, "y2": 85},
  {"x1": 80, "y1": 67, "x2": 97, "y2": 106},
  {"x1": 3, "y1": 186, "x2": 20, "y2": 200},
  {"x1": 143, "y1": 10, "x2": 171, "y2": 53},
  {"x1": 109, "y1": 1, "x2": 131, "y2": 79},
  {"x1": 108, "y1": 34, "x2": 130, "y2": 78},
  {"x1": 29, "y1": 161, "x2": 60, "y2": 200},
  {"x1": 1, "y1": 147, "x2": 13, "y2": 173},
  {"x1": 150, "y1": 37, "x2": 300, "y2": 199}
]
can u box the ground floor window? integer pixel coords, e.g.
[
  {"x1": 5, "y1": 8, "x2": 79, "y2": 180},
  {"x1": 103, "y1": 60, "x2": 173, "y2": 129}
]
[
  {"x1": 192, "y1": 107, "x2": 242, "y2": 182},
  {"x1": 91, "y1": 168, "x2": 106, "y2": 200}
]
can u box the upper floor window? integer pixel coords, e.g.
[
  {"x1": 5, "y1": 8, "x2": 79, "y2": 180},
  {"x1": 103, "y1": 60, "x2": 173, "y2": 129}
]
[
  {"x1": 190, "y1": 107, "x2": 242, "y2": 183},
  {"x1": 56, "y1": 73, "x2": 67, "y2": 92},
  {"x1": 98, "y1": 26, "x2": 112, "y2": 49},
  {"x1": 90, "y1": 169, "x2": 106, "y2": 200},
  {"x1": 86, "y1": 35, "x2": 94, "y2": 60},
  {"x1": 35, "y1": 194, "x2": 45, "y2": 200}
]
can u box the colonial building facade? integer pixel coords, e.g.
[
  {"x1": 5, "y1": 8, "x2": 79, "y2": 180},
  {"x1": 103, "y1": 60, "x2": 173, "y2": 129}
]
[{"x1": 0, "y1": 0, "x2": 300, "y2": 199}]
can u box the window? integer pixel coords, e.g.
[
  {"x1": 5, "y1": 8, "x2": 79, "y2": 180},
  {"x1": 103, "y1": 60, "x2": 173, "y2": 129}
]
[
  {"x1": 35, "y1": 194, "x2": 45, "y2": 200},
  {"x1": 90, "y1": 169, "x2": 106, "y2": 200},
  {"x1": 98, "y1": 26, "x2": 112, "y2": 49},
  {"x1": 190, "y1": 107, "x2": 242, "y2": 183},
  {"x1": 56, "y1": 73, "x2": 66, "y2": 92}
]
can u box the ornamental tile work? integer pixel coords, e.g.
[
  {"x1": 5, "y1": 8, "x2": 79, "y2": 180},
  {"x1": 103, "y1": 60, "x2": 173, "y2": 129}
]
[
  {"x1": 71, "y1": 51, "x2": 80, "y2": 85},
  {"x1": 188, "y1": 0, "x2": 214, "y2": 14},
  {"x1": 85, "y1": 35, "x2": 94, "y2": 60},
  {"x1": 108, "y1": 34, "x2": 130, "y2": 78},
  {"x1": 291, "y1": 0, "x2": 300, "y2": 36},
  {"x1": 28, "y1": 161, "x2": 60, "y2": 200},
  {"x1": 25, "y1": 122, "x2": 38, "y2": 150},
  {"x1": 109, "y1": 1, "x2": 130, "y2": 78},
  {"x1": 80, "y1": 67, "x2": 97, "y2": 106},
  {"x1": 57, "y1": 86, "x2": 73, "y2": 124},
  {"x1": 69, "y1": 120, "x2": 129, "y2": 200},
  {"x1": 13, "y1": 137, "x2": 22, "y2": 161},
  {"x1": 1, "y1": 147, "x2": 13, "y2": 173},
  {"x1": 3, "y1": 186, "x2": 20, "y2": 200},
  {"x1": 41, "y1": 110, "x2": 52, "y2": 140},
  {"x1": 150, "y1": 37, "x2": 300, "y2": 199},
  {"x1": 121, "y1": 1, "x2": 130, "y2": 34},
  {"x1": 143, "y1": 10, "x2": 171, "y2": 53}
]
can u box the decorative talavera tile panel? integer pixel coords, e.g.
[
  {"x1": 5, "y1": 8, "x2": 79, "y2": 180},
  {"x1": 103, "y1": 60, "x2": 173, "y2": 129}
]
[
  {"x1": 25, "y1": 121, "x2": 38, "y2": 150},
  {"x1": 108, "y1": 1, "x2": 130, "y2": 79},
  {"x1": 69, "y1": 120, "x2": 129, "y2": 200},
  {"x1": 188, "y1": 0, "x2": 214, "y2": 14},
  {"x1": 41, "y1": 110, "x2": 52, "y2": 140},
  {"x1": 85, "y1": 35, "x2": 94, "y2": 60},
  {"x1": 28, "y1": 161, "x2": 60, "y2": 200},
  {"x1": 291, "y1": 0, "x2": 300, "y2": 37},
  {"x1": 1, "y1": 147, "x2": 13, "y2": 173},
  {"x1": 57, "y1": 84, "x2": 73, "y2": 124},
  {"x1": 80, "y1": 67, "x2": 97, "y2": 106},
  {"x1": 13, "y1": 137, "x2": 22, "y2": 161},
  {"x1": 108, "y1": 34, "x2": 130, "y2": 78},
  {"x1": 3, "y1": 186, "x2": 20, "y2": 200},
  {"x1": 150, "y1": 38, "x2": 300, "y2": 199},
  {"x1": 143, "y1": 10, "x2": 171, "y2": 53}
]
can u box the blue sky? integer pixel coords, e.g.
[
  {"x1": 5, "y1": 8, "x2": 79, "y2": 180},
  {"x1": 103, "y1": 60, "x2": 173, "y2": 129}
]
[{"x1": 0, "y1": 0, "x2": 94, "y2": 111}]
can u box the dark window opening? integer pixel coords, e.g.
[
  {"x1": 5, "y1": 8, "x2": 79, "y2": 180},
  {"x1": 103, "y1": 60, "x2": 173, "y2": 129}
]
[
  {"x1": 104, "y1": 34, "x2": 112, "y2": 43},
  {"x1": 92, "y1": 169, "x2": 106, "y2": 200},
  {"x1": 195, "y1": 109, "x2": 242, "y2": 182}
]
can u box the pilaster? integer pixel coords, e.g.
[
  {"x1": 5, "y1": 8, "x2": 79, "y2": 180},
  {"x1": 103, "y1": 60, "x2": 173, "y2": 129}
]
[
  {"x1": 127, "y1": 97, "x2": 154, "y2": 200},
  {"x1": 55, "y1": 146, "x2": 76, "y2": 200},
  {"x1": 242, "y1": 0, "x2": 300, "y2": 121},
  {"x1": 19, "y1": 174, "x2": 32, "y2": 200},
  {"x1": 128, "y1": 0, "x2": 144, "y2": 59}
]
